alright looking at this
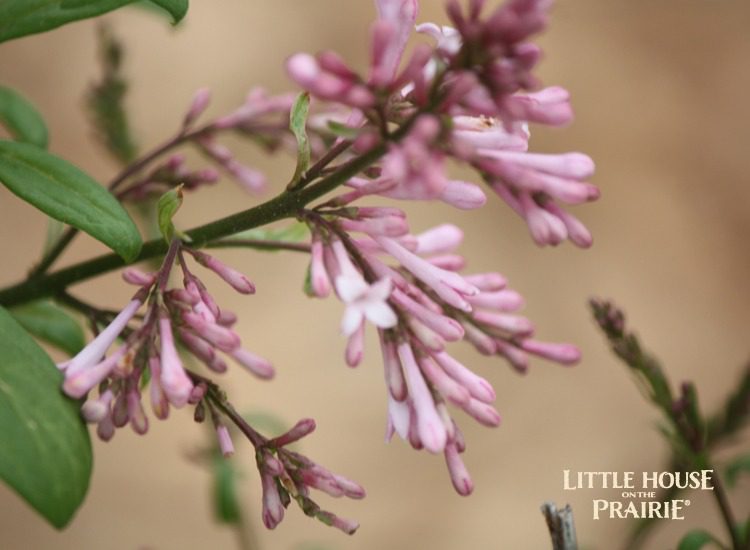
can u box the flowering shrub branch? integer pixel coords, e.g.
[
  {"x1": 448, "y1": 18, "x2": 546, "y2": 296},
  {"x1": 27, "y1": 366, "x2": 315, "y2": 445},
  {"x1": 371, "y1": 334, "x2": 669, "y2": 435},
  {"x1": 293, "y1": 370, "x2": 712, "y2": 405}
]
[{"x1": 0, "y1": 0, "x2": 603, "y2": 538}]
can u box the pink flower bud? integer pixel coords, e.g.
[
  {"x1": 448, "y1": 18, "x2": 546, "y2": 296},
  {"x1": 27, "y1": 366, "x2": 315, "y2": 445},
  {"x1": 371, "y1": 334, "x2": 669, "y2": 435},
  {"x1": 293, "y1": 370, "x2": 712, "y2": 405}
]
[
  {"x1": 159, "y1": 313, "x2": 194, "y2": 408},
  {"x1": 184, "y1": 87, "x2": 211, "y2": 127},
  {"x1": 127, "y1": 388, "x2": 149, "y2": 435},
  {"x1": 229, "y1": 348, "x2": 275, "y2": 379},
  {"x1": 415, "y1": 224, "x2": 464, "y2": 256},
  {"x1": 444, "y1": 441, "x2": 474, "y2": 496},
  {"x1": 407, "y1": 318, "x2": 445, "y2": 352},
  {"x1": 261, "y1": 473, "x2": 285, "y2": 529},
  {"x1": 472, "y1": 310, "x2": 534, "y2": 336},
  {"x1": 122, "y1": 268, "x2": 156, "y2": 287},
  {"x1": 461, "y1": 398, "x2": 501, "y2": 427},
  {"x1": 427, "y1": 254, "x2": 466, "y2": 272},
  {"x1": 379, "y1": 331, "x2": 407, "y2": 401},
  {"x1": 387, "y1": 394, "x2": 410, "y2": 440},
  {"x1": 207, "y1": 355, "x2": 228, "y2": 374},
  {"x1": 495, "y1": 340, "x2": 529, "y2": 373},
  {"x1": 397, "y1": 342, "x2": 447, "y2": 454},
  {"x1": 332, "y1": 473, "x2": 366, "y2": 499},
  {"x1": 520, "y1": 339, "x2": 581, "y2": 365},
  {"x1": 166, "y1": 288, "x2": 200, "y2": 306},
  {"x1": 192, "y1": 251, "x2": 256, "y2": 295},
  {"x1": 112, "y1": 390, "x2": 129, "y2": 428},
  {"x1": 418, "y1": 355, "x2": 470, "y2": 406},
  {"x1": 216, "y1": 424, "x2": 235, "y2": 457},
  {"x1": 63, "y1": 345, "x2": 127, "y2": 399},
  {"x1": 463, "y1": 272, "x2": 507, "y2": 291},
  {"x1": 462, "y1": 322, "x2": 498, "y2": 355},
  {"x1": 148, "y1": 357, "x2": 169, "y2": 420},
  {"x1": 544, "y1": 202, "x2": 593, "y2": 248},
  {"x1": 507, "y1": 86, "x2": 574, "y2": 126},
  {"x1": 64, "y1": 297, "x2": 142, "y2": 376},
  {"x1": 377, "y1": 236, "x2": 478, "y2": 312},
  {"x1": 339, "y1": 216, "x2": 409, "y2": 237},
  {"x1": 216, "y1": 310, "x2": 238, "y2": 327},
  {"x1": 272, "y1": 418, "x2": 316, "y2": 447},
  {"x1": 467, "y1": 289, "x2": 524, "y2": 312},
  {"x1": 327, "y1": 513, "x2": 360, "y2": 535},
  {"x1": 81, "y1": 389, "x2": 114, "y2": 423},
  {"x1": 345, "y1": 322, "x2": 365, "y2": 367},
  {"x1": 261, "y1": 451, "x2": 285, "y2": 476},
  {"x1": 300, "y1": 467, "x2": 346, "y2": 497},
  {"x1": 182, "y1": 312, "x2": 241, "y2": 352},
  {"x1": 310, "y1": 237, "x2": 331, "y2": 298},
  {"x1": 432, "y1": 351, "x2": 496, "y2": 404},
  {"x1": 188, "y1": 383, "x2": 207, "y2": 404},
  {"x1": 178, "y1": 328, "x2": 216, "y2": 363},
  {"x1": 97, "y1": 413, "x2": 115, "y2": 442},
  {"x1": 391, "y1": 289, "x2": 464, "y2": 342}
]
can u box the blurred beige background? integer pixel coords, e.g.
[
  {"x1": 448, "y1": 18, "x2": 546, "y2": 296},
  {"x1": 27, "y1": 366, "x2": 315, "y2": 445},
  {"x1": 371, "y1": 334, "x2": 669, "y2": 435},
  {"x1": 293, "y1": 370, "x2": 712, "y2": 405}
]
[{"x1": 1, "y1": 0, "x2": 749, "y2": 548}]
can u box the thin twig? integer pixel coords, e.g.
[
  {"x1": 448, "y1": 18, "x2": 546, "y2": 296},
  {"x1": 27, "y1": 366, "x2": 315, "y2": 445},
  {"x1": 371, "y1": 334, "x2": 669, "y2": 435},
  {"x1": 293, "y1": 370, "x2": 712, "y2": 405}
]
[
  {"x1": 541, "y1": 502, "x2": 578, "y2": 550},
  {"x1": 205, "y1": 239, "x2": 311, "y2": 253}
]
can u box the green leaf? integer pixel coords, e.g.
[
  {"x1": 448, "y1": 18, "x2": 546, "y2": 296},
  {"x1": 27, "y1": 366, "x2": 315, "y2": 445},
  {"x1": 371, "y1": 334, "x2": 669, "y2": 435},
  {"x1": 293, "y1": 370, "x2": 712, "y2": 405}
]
[
  {"x1": 10, "y1": 301, "x2": 85, "y2": 357},
  {"x1": 230, "y1": 222, "x2": 309, "y2": 245},
  {"x1": 0, "y1": 307, "x2": 92, "y2": 528},
  {"x1": 677, "y1": 530, "x2": 723, "y2": 550},
  {"x1": 157, "y1": 184, "x2": 186, "y2": 242},
  {"x1": 145, "y1": 0, "x2": 188, "y2": 23},
  {"x1": 0, "y1": 87, "x2": 48, "y2": 148},
  {"x1": 326, "y1": 120, "x2": 359, "y2": 139},
  {"x1": 43, "y1": 217, "x2": 65, "y2": 255},
  {"x1": 289, "y1": 92, "x2": 311, "y2": 185},
  {"x1": 0, "y1": 1, "x2": 136, "y2": 43},
  {"x1": 212, "y1": 455, "x2": 241, "y2": 524},
  {"x1": 725, "y1": 454, "x2": 750, "y2": 487},
  {"x1": 0, "y1": 140, "x2": 142, "y2": 261}
]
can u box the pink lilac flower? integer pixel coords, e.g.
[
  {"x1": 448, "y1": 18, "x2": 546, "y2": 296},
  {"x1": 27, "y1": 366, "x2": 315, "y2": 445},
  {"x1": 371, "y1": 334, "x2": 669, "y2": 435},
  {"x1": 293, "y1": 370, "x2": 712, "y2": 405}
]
[
  {"x1": 183, "y1": 88, "x2": 212, "y2": 128},
  {"x1": 158, "y1": 312, "x2": 194, "y2": 408},
  {"x1": 65, "y1": 242, "x2": 271, "y2": 444},
  {"x1": 329, "y1": 239, "x2": 398, "y2": 336},
  {"x1": 415, "y1": 3, "x2": 599, "y2": 246},
  {"x1": 241, "y1": 417, "x2": 363, "y2": 534},
  {"x1": 303, "y1": 207, "x2": 581, "y2": 492},
  {"x1": 286, "y1": 0, "x2": 430, "y2": 108},
  {"x1": 59, "y1": 0, "x2": 597, "y2": 532}
]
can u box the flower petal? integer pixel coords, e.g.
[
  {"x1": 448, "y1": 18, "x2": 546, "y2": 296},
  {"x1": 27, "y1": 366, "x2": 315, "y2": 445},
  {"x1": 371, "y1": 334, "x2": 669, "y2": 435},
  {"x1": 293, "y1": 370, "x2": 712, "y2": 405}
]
[
  {"x1": 364, "y1": 301, "x2": 398, "y2": 329},
  {"x1": 341, "y1": 306, "x2": 364, "y2": 336},
  {"x1": 335, "y1": 274, "x2": 368, "y2": 303}
]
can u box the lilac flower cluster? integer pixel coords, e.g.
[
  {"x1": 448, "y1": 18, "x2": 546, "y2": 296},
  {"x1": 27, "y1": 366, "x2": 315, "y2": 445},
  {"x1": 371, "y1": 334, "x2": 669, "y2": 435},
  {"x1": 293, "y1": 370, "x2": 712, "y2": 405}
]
[
  {"x1": 250, "y1": 418, "x2": 364, "y2": 534},
  {"x1": 284, "y1": 0, "x2": 597, "y2": 493},
  {"x1": 112, "y1": 87, "x2": 300, "y2": 201},
  {"x1": 59, "y1": 242, "x2": 270, "y2": 439},
  {"x1": 58, "y1": 0, "x2": 597, "y2": 535},
  {"x1": 305, "y1": 213, "x2": 579, "y2": 493},
  {"x1": 61, "y1": 239, "x2": 366, "y2": 531},
  {"x1": 287, "y1": 0, "x2": 597, "y2": 247}
]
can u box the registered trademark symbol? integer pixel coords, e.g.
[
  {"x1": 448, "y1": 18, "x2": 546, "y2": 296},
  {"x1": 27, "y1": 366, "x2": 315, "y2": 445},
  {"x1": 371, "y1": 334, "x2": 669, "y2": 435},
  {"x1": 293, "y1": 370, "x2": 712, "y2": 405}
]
[{"x1": 685, "y1": 500, "x2": 691, "y2": 506}]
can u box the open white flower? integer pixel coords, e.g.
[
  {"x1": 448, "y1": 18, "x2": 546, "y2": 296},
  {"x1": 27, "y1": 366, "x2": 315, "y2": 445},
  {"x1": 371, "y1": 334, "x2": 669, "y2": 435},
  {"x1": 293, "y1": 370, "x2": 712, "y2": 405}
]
[{"x1": 335, "y1": 274, "x2": 397, "y2": 336}]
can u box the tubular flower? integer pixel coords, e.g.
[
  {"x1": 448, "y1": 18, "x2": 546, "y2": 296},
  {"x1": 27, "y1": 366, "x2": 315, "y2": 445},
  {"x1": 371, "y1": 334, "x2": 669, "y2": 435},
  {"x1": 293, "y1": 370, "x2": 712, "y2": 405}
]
[{"x1": 61, "y1": 242, "x2": 272, "y2": 442}]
